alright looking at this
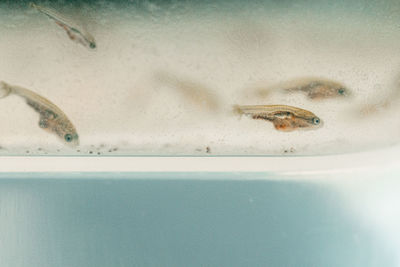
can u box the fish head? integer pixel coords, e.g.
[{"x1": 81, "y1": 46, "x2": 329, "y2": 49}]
[
  {"x1": 336, "y1": 87, "x2": 351, "y2": 97},
  {"x1": 291, "y1": 111, "x2": 323, "y2": 130},
  {"x1": 84, "y1": 32, "x2": 97, "y2": 50},
  {"x1": 89, "y1": 41, "x2": 96, "y2": 49},
  {"x1": 274, "y1": 107, "x2": 323, "y2": 130},
  {"x1": 45, "y1": 117, "x2": 79, "y2": 147},
  {"x1": 301, "y1": 114, "x2": 324, "y2": 129},
  {"x1": 63, "y1": 132, "x2": 80, "y2": 147},
  {"x1": 272, "y1": 114, "x2": 323, "y2": 131}
]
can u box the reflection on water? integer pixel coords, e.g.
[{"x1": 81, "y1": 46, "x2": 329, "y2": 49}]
[{"x1": 0, "y1": 173, "x2": 395, "y2": 267}]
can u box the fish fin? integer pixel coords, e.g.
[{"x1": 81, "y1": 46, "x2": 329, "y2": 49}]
[
  {"x1": 0, "y1": 81, "x2": 12, "y2": 99},
  {"x1": 232, "y1": 105, "x2": 244, "y2": 117},
  {"x1": 273, "y1": 119, "x2": 293, "y2": 132},
  {"x1": 38, "y1": 116, "x2": 49, "y2": 129},
  {"x1": 26, "y1": 100, "x2": 58, "y2": 121}
]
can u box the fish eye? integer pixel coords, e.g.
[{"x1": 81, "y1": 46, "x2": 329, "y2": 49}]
[
  {"x1": 64, "y1": 134, "x2": 73, "y2": 142},
  {"x1": 89, "y1": 42, "x2": 96, "y2": 49},
  {"x1": 338, "y1": 88, "x2": 346, "y2": 95},
  {"x1": 312, "y1": 117, "x2": 320, "y2": 125}
]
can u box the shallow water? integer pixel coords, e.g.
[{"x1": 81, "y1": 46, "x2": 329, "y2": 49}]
[{"x1": 1, "y1": 0, "x2": 400, "y2": 155}]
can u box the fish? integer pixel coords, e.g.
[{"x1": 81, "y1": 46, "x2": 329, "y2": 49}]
[
  {"x1": 234, "y1": 104, "x2": 323, "y2": 131},
  {"x1": 30, "y1": 3, "x2": 96, "y2": 50},
  {"x1": 0, "y1": 81, "x2": 79, "y2": 147},
  {"x1": 253, "y1": 78, "x2": 351, "y2": 100}
]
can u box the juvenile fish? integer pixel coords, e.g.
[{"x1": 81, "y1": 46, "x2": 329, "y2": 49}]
[
  {"x1": 0, "y1": 81, "x2": 79, "y2": 147},
  {"x1": 234, "y1": 104, "x2": 322, "y2": 131},
  {"x1": 254, "y1": 78, "x2": 351, "y2": 100},
  {"x1": 30, "y1": 3, "x2": 96, "y2": 49}
]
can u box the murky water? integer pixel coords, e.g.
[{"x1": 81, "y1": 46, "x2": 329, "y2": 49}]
[{"x1": 1, "y1": 0, "x2": 400, "y2": 155}]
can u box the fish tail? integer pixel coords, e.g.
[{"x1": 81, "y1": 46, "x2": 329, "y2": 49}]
[
  {"x1": 0, "y1": 81, "x2": 12, "y2": 99},
  {"x1": 233, "y1": 105, "x2": 244, "y2": 116},
  {"x1": 29, "y1": 2, "x2": 38, "y2": 9}
]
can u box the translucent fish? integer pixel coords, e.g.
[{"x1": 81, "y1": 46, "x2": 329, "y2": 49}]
[
  {"x1": 30, "y1": 3, "x2": 96, "y2": 50},
  {"x1": 0, "y1": 81, "x2": 79, "y2": 147},
  {"x1": 234, "y1": 104, "x2": 323, "y2": 131},
  {"x1": 253, "y1": 78, "x2": 351, "y2": 100}
]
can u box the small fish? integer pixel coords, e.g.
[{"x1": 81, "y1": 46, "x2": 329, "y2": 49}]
[
  {"x1": 30, "y1": 3, "x2": 96, "y2": 50},
  {"x1": 254, "y1": 78, "x2": 351, "y2": 100},
  {"x1": 0, "y1": 81, "x2": 79, "y2": 147},
  {"x1": 234, "y1": 104, "x2": 322, "y2": 131}
]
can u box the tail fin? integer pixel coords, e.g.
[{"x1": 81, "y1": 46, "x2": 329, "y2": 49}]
[
  {"x1": 0, "y1": 81, "x2": 12, "y2": 99},
  {"x1": 29, "y1": 2, "x2": 38, "y2": 9},
  {"x1": 232, "y1": 105, "x2": 243, "y2": 116}
]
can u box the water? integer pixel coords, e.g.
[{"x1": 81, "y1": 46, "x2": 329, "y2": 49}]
[
  {"x1": 1, "y1": 0, "x2": 400, "y2": 155},
  {"x1": 0, "y1": 172, "x2": 396, "y2": 267},
  {"x1": 1, "y1": 3, "x2": 399, "y2": 266}
]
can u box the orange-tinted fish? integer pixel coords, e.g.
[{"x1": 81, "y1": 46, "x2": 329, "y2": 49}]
[{"x1": 234, "y1": 104, "x2": 323, "y2": 131}]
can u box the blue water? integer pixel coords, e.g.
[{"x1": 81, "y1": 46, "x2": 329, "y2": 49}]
[{"x1": 0, "y1": 173, "x2": 393, "y2": 267}]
